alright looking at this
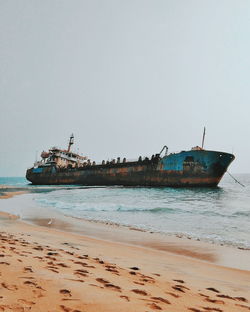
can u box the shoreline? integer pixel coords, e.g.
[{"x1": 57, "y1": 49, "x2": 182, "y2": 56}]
[
  {"x1": 27, "y1": 212, "x2": 250, "y2": 271},
  {"x1": 0, "y1": 195, "x2": 249, "y2": 311},
  {"x1": 65, "y1": 215, "x2": 250, "y2": 251},
  {"x1": 0, "y1": 189, "x2": 249, "y2": 251},
  {"x1": 0, "y1": 192, "x2": 250, "y2": 271}
]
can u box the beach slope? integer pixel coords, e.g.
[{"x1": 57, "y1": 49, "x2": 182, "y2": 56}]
[{"x1": 0, "y1": 210, "x2": 249, "y2": 312}]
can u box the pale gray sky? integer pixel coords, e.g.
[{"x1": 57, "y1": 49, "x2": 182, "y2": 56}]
[{"x1": 0, "y1": 0, "x2": 250, "y2": 176}]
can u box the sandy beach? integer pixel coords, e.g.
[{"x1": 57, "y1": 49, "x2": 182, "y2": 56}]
[{"x1": 0, "y1": 193, "x2": 250, "y2": 312}]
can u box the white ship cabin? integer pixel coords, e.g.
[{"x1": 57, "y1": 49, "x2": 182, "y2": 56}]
[
  {"x1": 45, "y1": 148, "x2": 88, "y2": 168},
  {"x1": 34, "y1": 134, "x2": 88, "y2": 169}
]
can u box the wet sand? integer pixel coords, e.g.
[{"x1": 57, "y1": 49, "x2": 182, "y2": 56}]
[
  {"x1": 0, "y1": 194, "x2": 250, "y2": 311},
  {"x1": 0, "y1": 191, "x2": 26, "y2": 200}
]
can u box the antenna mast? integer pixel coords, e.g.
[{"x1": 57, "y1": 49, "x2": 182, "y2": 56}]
[
  {"x1": 67, "y1": 134, "x2": 74, "y2": 152},
  {"x1": 201, "y1": 127, "x2": 206, "y2": 149}
]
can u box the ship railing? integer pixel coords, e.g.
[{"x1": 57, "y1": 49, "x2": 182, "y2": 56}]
[
  {"x1": 92, "y1": 158, "x2": 143, "y2": 166},
  {"x1": 80, "y1": 156, "x2": 159, "y2": 167}
]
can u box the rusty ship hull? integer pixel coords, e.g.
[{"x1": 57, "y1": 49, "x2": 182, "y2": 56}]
[{"x1": 26, "y1": 150, "x2": 235, "y2": 187}]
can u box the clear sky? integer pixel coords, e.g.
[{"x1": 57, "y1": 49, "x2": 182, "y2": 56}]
[{"x1": 0, "y1": 0, "x2": 249, "y2": 176}]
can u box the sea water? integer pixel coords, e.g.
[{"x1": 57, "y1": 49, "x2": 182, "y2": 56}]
[{"x1": 1, "y1": 175, "x2": 250, "y2": 248}]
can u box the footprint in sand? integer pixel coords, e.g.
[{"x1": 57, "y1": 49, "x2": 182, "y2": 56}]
[
  {"x1": 147, "y1": 302, "x2": 162, "y2": 310},
  {"x1": 60, "y1": 289, "x2": 72, "y2": 297},
  {"x1": 33, "y1": 256, "x2": 43, "y2": 260},
  {"x1": 235, "y1": 303, "x2": 250, "y2": 310},
  {"x1": 57, "y1": 262, "x2": 69, "y2": 268},
  {"x1": 0, "y1": 262, "x2": 10, "y2": 266},
  {"x1": 206, "y1": 287, "x2": 220, "y2": 293},
  {"x1": 129, "y1": 271, "x2": 137, "y2": 275},
  {"x1": 22, "y1": 251, "x2": 32, "y2": 254},
  {"x1": 202, "y1": 307, "x2": 223, "y2": 312},
  {"x1": 76, "y1": 255, "x2": 88, "y2": 260},
  {"x1": 65, "y1": 278, "x2": 85, "y2": 283},
  {"x1": 199, "y1": 293, "x2": 209, "y2": 298},
  {"x1": 151, "y1": 297, "x2": 171, "y2": 305},
  {"x1": 120, "y1": 295, "x2": 130, "y2": 302},
  {"x1": 93, "y1": 257, "x2": 105, "y2": 264},
  {"x1": 74, "y1": 269, "x2": 88, "y2": 277},
  {"x1": 33, "y1": 246, "x2": 43, "y2": 251},
  {"x1": 105, "y1": 264, "x2": 116, "y2": 268},
  {"x1": 134, "y1": 281, "x2": 145, "y2": 285},
  {"x1": 104, "y1": 284, "x2": 121, "y2": 291},
  {"x1": 234, "y1": 297, "x2": 248, "y2": 303},
  {"x1": 96, "y1": 278, "x2": 109, "y2": 284},
  {"x1": 1, "y1": 282, "x2": 18, "y2": 291},
  {"x1": 131, "y1": 289, "x2": 148, "y2": 296},
  {"x1": 74, "y1": 261, "x2": 95, "y2": 268},
  {"x1": 89, "y1": 283, "x2": 103, "y2": 289},
  {"x1": 188, "y1": 308, "x2": 203, "y2": 312},
  {"x1": 65, "y1": 251, "x2": 74, "y2": 256},
  {"x1": 216, "y1": 294, "x2": 235, "y2": 301},
  {"x1": 45, "y1": 256, "x2": 57, "y2": 261},
  {"x1": 17, "y1": 299, "x2": 35, "y2": 306},
  {"x1": 32, "y1": 289, "x2": 45, "y2": 298},
  {"x1": 140, "y1": 277, "x2": 155, "y2": 284},
  {"x1": 172, "y1": 285, "x2": 186, "y2": 293},
  {"x1": 105, "y1": 267, "x2": 119, "y2": 274},
  {"x1": 204, "y1": 298, "x2": 225, "y2": 304},
  {"x1": 23, "y1": 266, "x2": 33, "y2": 273},
  {"x1": 130, "y1": 266, "x2": 140, "y2": 271},
  {"x1": 46, "y1": 266, "x2": 59, "y2": 273},
  {"x1": 95, "y1": 278, "x2": 121, "y2": 292},
  {"x1": 23, "y1": 280, "x2": 37, "y2": 287},
  {"x1": 47, "y1": 252, "x2": 59, "y2": 256},
  {"x1": 175, "y1": 284, "x2": 189, "y2": 290},
  {"x1": 6, "y1": 304, "x2": 25, "y2": 312},
  {"x1": 173, "y1": 279, "x2": 185, "y2": 283},
  {"x1": 61, "y1": 299, "x2": 80, "y2": 302},
  {"x1": 60, "y1": 305, "x2": 81, "y2": 312},
  {"x1": 60, "y1": 305, "x2": 72, "y2": 312},
  {"x1": 165, "y1": 292, "x2": 179, "y2": 298}
]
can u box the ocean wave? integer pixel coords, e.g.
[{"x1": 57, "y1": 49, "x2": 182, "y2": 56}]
[
  {"x1": 32, "y1": 177, "x2": 250, "y2": 249},
  {"x1": 232, "y1": 211, "x2": 250, "y2": 217},
  {"x1": 35, "y1": 197, "x2": 180, "y2": 213}
]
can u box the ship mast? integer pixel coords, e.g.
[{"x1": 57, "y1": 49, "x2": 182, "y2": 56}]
[
  {"x1": 67, "y1": 134, "x2": 74, "y2": 152},
  {"x1": 201, "y1": 127, "x2": 206, "y2": 149}
]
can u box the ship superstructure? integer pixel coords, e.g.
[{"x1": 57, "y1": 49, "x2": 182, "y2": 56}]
[{"x1": 33, "y1": 134, "x2": 88, "y2": 170}]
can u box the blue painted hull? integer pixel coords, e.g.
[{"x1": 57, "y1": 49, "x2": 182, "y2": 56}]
[
  {"x1": 157, "y1": 150, "x2": 235, "y2": 186},
  {"x1": 26, "y1": 149, "x2": 235, "y2": 187}
]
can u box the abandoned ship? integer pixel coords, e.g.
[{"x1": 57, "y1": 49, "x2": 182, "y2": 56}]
[{"x1": 26, "y1": 134, "x2": 235, "y2": 187}]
